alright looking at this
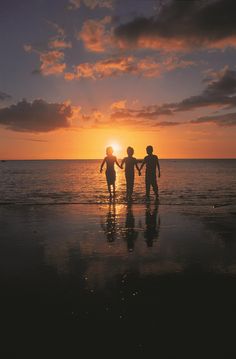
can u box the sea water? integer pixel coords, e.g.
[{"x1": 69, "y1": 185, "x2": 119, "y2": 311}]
[{"x1": 0, "y1": 159, "x2": 236, "y2": 206}]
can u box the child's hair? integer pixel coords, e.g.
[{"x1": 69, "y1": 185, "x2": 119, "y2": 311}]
[
  {"x1": 146, "y1": 145, "x2": 153, "y2": 155},
  {"x1": 106, "y1": 146, "x2": 113, "y2": 155},
  {"x1": 127, "y1": 146, "x2": 134, "y2": 156}
]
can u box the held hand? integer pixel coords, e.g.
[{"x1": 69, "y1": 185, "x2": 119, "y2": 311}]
[
  {"x1": 138, "y1": 170, "x2": 141, "y2": 176},
  {"x1": 158, "y1": 173, "x2": 161, "y2": 178},
  {"x1": 100, "y1": 169, "x2": 103, "y2": 173}
]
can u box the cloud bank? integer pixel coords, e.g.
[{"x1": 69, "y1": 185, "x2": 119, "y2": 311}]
[
  {"x1": 114, "y1": 0, "x2": 236, "y2": 51},
  {"x1": 193, "y1": 112, "x2": 236, "y2": 126},
  {"x1": 0, "y1": 99, "x2": 73, "y2": 132},
  {"x1": 64, "y1": 55, "x2": 194, "y2": 80},
  {"x1": 109, "y1": 67, "x2": 236, "y2": 127}
]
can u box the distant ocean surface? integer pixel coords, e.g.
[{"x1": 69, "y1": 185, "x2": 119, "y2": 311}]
[{"x1": 0, "y1": 159, "x2": 236, "y2": 206}]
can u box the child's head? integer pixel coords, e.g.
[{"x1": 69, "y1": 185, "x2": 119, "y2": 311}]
[
  {"x1": 146, "y1": 145, "x2": 153, "y2": 155},
  {"x1": 127, "y1": 146, "x2": 134, "y2": 157},
  {"x1": 106, "y1": 146, "x2": 113, "y2": 156}
]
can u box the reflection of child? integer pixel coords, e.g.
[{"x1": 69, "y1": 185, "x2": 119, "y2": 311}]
[
  {"x1": 100, "y1": 146, "x2": 121, "y2": 197},
  {"x1": 121, "y1": 147, "x2": 140, "y2": 200},
  {"x1": 140, "y1": 145, "x2": 161, "y2": 198}
]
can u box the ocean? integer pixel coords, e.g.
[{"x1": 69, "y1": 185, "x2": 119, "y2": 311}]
[{"x1": 0, "y1": 159, "x2": 236, "y2": 206}]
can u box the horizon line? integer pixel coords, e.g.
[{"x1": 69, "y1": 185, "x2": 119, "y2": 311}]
[{"x1": 1, "y1": 158, "x2": 236, "y2": 161}]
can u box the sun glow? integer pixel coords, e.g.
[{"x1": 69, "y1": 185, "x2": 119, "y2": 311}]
[{"x1": 107, "y1": 141, "x2": 121, "y2": 155}]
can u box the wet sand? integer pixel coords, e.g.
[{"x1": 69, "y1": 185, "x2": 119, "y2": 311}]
[{"x1": 0, "y1": 203, "x2": 236, "y2": 357}]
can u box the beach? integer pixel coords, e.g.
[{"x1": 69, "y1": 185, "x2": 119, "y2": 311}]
[{"x1": 1, "y1": 202, "x2": 236, "y2": 357}]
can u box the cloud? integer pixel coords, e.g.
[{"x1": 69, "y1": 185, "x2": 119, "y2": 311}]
[
  {"x1": 78, "y1": 16, "x2": 112, "y2": 52},
  {"x1": 25, "y1": 46, "x2": 66, "y2": 76},
  {"x1": 110, "y1": 104, "x2": 172, "y2": 122},
  {"x1": 110, "y1": 99, "x2": 126, "y2": 110},
  {"x1": 153, "y1": 121, "x2": 181, "y2": 127},
  {"x1": 47, "y1": 21, "x2": 65, "y2": 37},
  {"x1": 25, "y1": 138, "x2": 49, "y2": 142},
  {"x1": 68, "y1": 0, "x2": 81, "y2": 9},
  {"x1": 65, "y1": 55, "x2": 160, "y2": 79},
  {"x1": 166, "y1": 67, "x2": 236, "y2": 112},
  {"x1": 69, "y1": 0, "x2": 113, "y2": 10},
  {"x1": 49, "y1": 39, "x2": 72, "y2": 49},
  {"x1": 24, "y1": 21, "x2": 71, "y2": 75},
  {"x1": 107, "y1": 67, "x2": 236, "y2": 128},
  {"x1": 114, "y1": 0, "x2": 236, "y2": 51},
  {"x1": 0, "y1": 99, "x2": 74, "y2": 133},
  {"x1": 38, "y1": 50, "x2": 66, "y2": 75},
  {"x1": 192, "y1": 112, "x2": 236, "y2": 126},
  {"x1": 0, "y1": 91, "x2": 11, "y2": 101},
  {"x1": 64, "y1": 55, "x2": 193, "y2": 80}
]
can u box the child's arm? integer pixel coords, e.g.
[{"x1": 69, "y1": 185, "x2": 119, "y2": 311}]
[
  {"x1": 115, "y1": 157, "x2": 122, "y2": 169},
  {"x1": 100, "y1": 157, "x2": 106, "y2": 173},
  {"x1": 120, "y1": 158, "x2": 125, "y2": 169},
  {"x1": 139, "y1": 158, "x2": 146, "y2": 172},
  {"x1": 135, "y1": 160, "x2": 141, "y2": 175},
  {"x1": 157, "y1": 157, "x2": 161, "y2": 178}
]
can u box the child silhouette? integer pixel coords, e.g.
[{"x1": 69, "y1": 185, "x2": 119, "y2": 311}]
[
  {"x1": 100, "y1": 146, "x2": 121, "y2": 197},
  {"x1": 140, "y1": 145, "x2": 161, "y2": 199},
  {"x1": 121, "y1": 146, "x2": 140, "y2": 200}
]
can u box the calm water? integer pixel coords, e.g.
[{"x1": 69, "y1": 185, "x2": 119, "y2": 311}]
[
  {"x1": 1, "y1": 161, "x2": 236, "y2": 356},
  {"x1": 0, "y1": 159, "x2": 236, "y2": 206}
]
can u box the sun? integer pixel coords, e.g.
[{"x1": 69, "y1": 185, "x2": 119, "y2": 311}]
[{"x1": 107, "y1": 141, "x2": 121, "y2": 154}]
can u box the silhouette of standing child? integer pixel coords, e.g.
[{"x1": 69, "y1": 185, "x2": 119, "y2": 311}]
[
  {"x1": 121, "y1": 146, "x2": 140, "y2": 200},
  {"x1": 140, "y1": 145, "x2": 161, "y2": 198},
  {"x1": 100, "y1": 146, "x2": 121, "y2": 197}
]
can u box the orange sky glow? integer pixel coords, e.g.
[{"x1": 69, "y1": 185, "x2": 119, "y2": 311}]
[{"x1": 0, "y1": 0, "x2": 236, "y2": 159}]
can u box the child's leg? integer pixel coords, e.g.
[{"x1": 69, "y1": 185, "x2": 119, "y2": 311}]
[
  {"x1": 145, "y1": 177, "x2": 151, "y2": 197},
  {"x1": 107, "y1": 183, "x2": 112, "y2": 196},
  {"x1": 126, "y1": 175, "x2": 131, "y2": 198},
  {"x1": 126, "y1": 180, "x2": 129, "y2": 197},
  {"x1": 130, "y1": 177, "x2": 134, "y2": 197},
  {"x1": 112, "y1": 183, "x2": 116, "y2": 196},
  {"x1": 127, "y1": 179, "x2": 134, "y2": 199},
  {"x1": 152, "y1": 178, "x2": 159, "y2": 197}
]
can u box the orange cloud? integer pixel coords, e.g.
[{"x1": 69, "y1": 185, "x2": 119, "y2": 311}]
[
  {"x1": 39, "y1": 51, "x2": 66, "y2": 75},
  {"x1": 24, "y1": 45, "x2": 66, "y2": 76},
  {"x1": 49, "y1": 39, "x2": 72, "y2": 49},
  {"x1": 110, "y1": 100, "x2": 127, "y2": 110},
  {"x1": 24, "y1": 21, "x2": 70, "y2": 76},
  {"x1": 64, "y1": 55, "x2": 194, "y2": 80},
  {"x1": 118, "y1": 35, "x2": 236, "y2": 53},
  {"x1": 78, "y1": 16, "x2": 112, "y2": 52}
]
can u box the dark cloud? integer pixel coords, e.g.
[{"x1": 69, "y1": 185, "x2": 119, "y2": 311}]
[
  {"x1": 109, "y1": 67, "x2": 236, "y2": 127},
  {"x1": 192, "y1": 112, "x2": 236, "y2": 126},
  {"x1": 114, "y1": 0, "x2": 236, "y2": 50},
  {"x1": 0, "y1": 91, "x2": 11, "y2": 101},
  {"x1": 165, "y1": 68, "x2": 236, "y2": 112},
  {"x1": 24, "y1": 138, "x2": 49, "y2": 142},
  {"x1": 0, "y1": 99, "x2": 73, "y2": 133},
  {"x1": 154, "y1": 121, "x2": 181, "y2": 127},
  {"x1": 110, "y1": 105, "x2": 172, "y2": 121}
]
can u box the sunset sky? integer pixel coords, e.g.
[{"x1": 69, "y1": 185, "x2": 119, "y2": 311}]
[{"x1": 0, "y1": 0, "x2": 236, "y2": 159}]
